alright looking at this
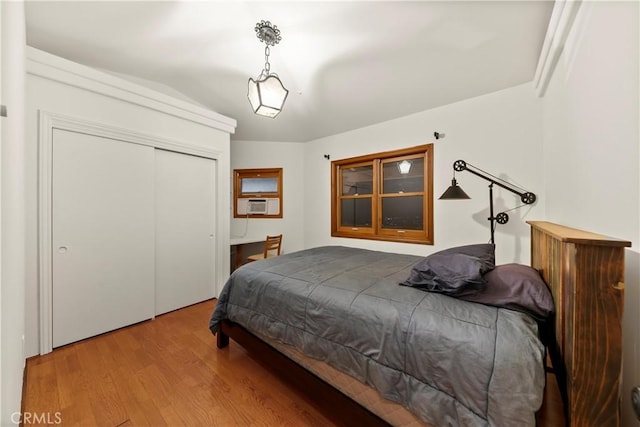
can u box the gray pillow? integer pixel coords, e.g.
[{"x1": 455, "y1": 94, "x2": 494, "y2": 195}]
[
  {"x1": 400, "y1": 243, "x2": 495, "y2": 296},
  {"x1": 460, "y1": 263, "x2": 555, "y2": 320}
]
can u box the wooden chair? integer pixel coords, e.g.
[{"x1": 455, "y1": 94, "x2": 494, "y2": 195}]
[{"x1": 246, "y1": 234, "x2": 283, "y2": 263}]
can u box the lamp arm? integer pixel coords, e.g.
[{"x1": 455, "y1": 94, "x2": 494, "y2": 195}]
[{"x1": 453, "y1": 160, "x2": 536, "y2": 204}]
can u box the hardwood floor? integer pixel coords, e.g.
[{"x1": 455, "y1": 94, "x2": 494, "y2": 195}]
[
  {"x1": 23, "y1": 300, "x2": 335, "y2": 426},
  {"x1": 23, "y1": 299, "x2": 564, "y2": 426}
]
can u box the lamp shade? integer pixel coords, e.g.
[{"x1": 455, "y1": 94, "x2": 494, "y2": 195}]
[
  {"x1": 397, "y1": 160, "x2": 412, "y2": 174},
  {"x1": 247, "y1": 75, "x2": 289, "y2": 118},
  {"x1": 439, "y1": 178, "x2": 471, "y2": 200}
]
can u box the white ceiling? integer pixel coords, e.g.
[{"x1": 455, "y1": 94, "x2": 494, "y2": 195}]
[{"x1": 25, "y1": 1, "x2": 554, "y2": 142}]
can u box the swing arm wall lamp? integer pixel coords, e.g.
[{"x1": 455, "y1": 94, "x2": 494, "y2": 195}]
[{"x1": 439, "y1": 159, "x2": 537, "y2": 244}]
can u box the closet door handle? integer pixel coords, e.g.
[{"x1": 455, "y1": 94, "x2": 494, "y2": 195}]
[{"x1": 58, "y1": 246, "x2": 68, "y2": 253}]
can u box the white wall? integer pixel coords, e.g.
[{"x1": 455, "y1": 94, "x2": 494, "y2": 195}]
[
  {"x1": 1, "y1": 1, "x2": 26, "y2": 425},
  {"x1": 230, "y1": 140, "x2": 305, "y2": 255},
  {"x1": 540, "y1": 1, "x2": 639, "y2": 425},
  {"x1": 303, "y1": 83, "x2": 544, "y2": 265},
  {"x1": 233, "y1": 84, "x2": 543, "y2": 264},
  {"x1": 25, "y1": 48, "x2": 235, "y2": 357}
]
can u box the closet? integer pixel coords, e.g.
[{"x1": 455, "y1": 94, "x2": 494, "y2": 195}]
[
  {"x1": 28, "y1": 47, "x2": 235, "y2": 356},
  {"x1": 51, "y1": 129, "x2": 216, "y2": 348},
  {"x1": 154, "y1": 149, "x2": 216, "y2": 316}
]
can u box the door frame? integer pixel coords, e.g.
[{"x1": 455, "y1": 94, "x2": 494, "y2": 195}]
[{"x1": 38, "y1": 110, "x2": 223, "y2": 354}]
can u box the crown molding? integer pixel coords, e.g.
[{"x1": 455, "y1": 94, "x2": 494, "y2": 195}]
[
  {"x1": 533, "y1": 0, "x2": 582, "y2": 97},
  {"x1": 26, "y1": 47, "x2": 237, "y2": 134}
]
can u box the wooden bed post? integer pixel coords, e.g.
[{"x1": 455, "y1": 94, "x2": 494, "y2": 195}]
[
  {"x1": 216, "y1": 324, "x2": 229, "y2": 348},
  {"x1": 528, "y1": 221, "x2": 631, "y2": 427}
]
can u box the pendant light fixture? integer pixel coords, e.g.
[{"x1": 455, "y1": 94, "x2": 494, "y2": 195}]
[
  {"x1": 397, "y1": 160, "x2": 413, "y2": 175},
  {"x1": 247, "y1": 20, "x2": 289, "y2": 118}
]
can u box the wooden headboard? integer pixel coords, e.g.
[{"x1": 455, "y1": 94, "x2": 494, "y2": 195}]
[{"x1": 528, "y1": 221, "x2": 631, "y2": 426}]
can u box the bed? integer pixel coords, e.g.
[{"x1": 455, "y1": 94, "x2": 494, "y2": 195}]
[{"x1": 210, "y1": 221, "x2": 630, "y2": 426}]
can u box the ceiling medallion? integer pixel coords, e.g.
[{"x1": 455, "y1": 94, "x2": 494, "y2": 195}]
[{"x1": 255, "y1": 20, "x2": 281, "y2": 46}]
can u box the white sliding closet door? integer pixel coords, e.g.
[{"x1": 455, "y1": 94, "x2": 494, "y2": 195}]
[
  {"x1": 52, "y1": 129, "x2": 155, "y2": 348},
  {"x1": 155, "y1": 149, "x2": 216, "y2": 315}
]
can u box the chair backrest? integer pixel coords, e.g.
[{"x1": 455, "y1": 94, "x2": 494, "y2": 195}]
[{"x1": 263, "y1": 234, "x2": 283, "y2": 257}]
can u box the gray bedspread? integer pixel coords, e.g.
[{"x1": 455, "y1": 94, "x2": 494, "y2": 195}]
[{"x1": 209, "y1": 246, "x2": 545, "y2": 426}]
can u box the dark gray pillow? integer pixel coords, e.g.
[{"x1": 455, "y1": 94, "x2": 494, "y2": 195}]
[
  {"x1": 460, "y1": 263, "x2": 555, "y2": 320},
  {"x1": 400, "y1": 243, "x2": 495, "y2": 296}
]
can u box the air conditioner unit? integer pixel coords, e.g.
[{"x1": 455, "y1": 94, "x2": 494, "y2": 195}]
[
  {"x1": 247, "y1": 198, "x2": 268, "y2": 214},
  {"x1": 236, "y1": 197, "x2": 279, "y2": 216}
]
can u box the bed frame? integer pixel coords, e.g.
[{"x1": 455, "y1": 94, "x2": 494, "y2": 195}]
[
  {"x1": 217, "y1": 221, "x2": 631, "y2": 426},
  {"x1": 528, "y1": 221, "x2": 630, "y2": 426}
]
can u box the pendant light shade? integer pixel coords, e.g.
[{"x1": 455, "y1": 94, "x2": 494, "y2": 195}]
[
  {"x1": 439, "y1": 178, "x2": 470, "y2": 200},
  {"x1": 248, "y1": 74, "x2": 289, "y2": 118},
  {"x1": 397, "y1": 160, "x2": 412, "y2": 175}
]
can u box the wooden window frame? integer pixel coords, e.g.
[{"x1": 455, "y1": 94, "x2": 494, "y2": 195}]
[
  {"x1": 331, "y1": 144, "x2": 433, "y2": 244},
  {"x1": 233, "y1": 168, "x2": 283, "y2": 219}
]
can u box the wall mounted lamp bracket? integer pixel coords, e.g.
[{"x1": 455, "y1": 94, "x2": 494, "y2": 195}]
[{"x1": 441, "y1": 159, "x2": 537, "y2": 244}]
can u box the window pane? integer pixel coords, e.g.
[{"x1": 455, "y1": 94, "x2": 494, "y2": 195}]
[
  {"x1": 341, "y1": 198, "x2": 372, "y2": 227},
  {"x1": 341, "y1": 166, "x2": 373, "y2": 195},
  {"x1": 241, "y1": 177, "x2": 278, "y2": 194},
  {"x1": 382, "y1": 158, "x2": 424, "y2": 193},
  {"x1": 381, "y1": 196, "x2": 423, "y2": 230}
]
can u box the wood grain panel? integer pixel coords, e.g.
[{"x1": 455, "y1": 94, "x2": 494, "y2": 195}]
[
  {"x1": 570, "y1": 244, "x2": 625, "y2": 426},
  {"x1": 23, "y1": 300, "x2": 336, "y2": 427},
  {"x1": 528, "y1": 221, "x2": 630, "y2": 427}
]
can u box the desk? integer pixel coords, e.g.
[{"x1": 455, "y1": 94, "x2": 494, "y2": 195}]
[{"x1": 230, "y1": 236, "x2": 264, "y2": 270}]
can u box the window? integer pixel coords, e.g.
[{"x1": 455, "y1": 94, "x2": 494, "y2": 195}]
[
  {"x1": 234, "y1": 168, "x2": 283, "y2": 218},
  {"x1": 331, "y1": 144, "x2": 433, "y2": 244}
]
